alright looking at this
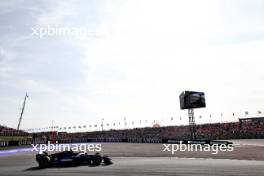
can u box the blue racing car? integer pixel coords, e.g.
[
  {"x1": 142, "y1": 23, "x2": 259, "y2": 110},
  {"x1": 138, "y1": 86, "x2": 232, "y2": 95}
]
[{"x1": 36, "y1": 151, "x2": 112, "y2": 168}]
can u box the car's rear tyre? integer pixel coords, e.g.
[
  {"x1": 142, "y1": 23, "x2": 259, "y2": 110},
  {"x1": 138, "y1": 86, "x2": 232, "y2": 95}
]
[{"x1": 38, "y1": 156, "x2": 50, "y2": 168}]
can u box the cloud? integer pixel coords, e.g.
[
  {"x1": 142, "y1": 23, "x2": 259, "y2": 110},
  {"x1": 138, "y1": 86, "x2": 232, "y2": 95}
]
[
  {"x1": 1, "y1": 0, "x2": 264, "y2": 129},
  {"x1": 73, "y1": 0, "x2": 264, "y2": 124},
  {"x1": 0, "y1": 46, "x2": 4, "y2": 62}
]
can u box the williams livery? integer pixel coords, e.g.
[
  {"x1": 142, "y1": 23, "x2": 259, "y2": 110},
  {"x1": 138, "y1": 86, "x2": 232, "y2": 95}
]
[{"x1": 36, "y1": 151, "x2": 112, "y2": 168}]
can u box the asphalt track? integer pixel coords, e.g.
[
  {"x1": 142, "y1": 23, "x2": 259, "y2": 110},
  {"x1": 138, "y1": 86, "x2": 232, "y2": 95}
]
[{"x1": 0, "y1": 140, "x2": 264, "y2": 176}]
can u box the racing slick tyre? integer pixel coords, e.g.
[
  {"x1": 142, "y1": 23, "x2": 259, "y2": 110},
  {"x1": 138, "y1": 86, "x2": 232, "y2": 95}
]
[
  {"x1": 38, "y1": 156, "x2": 50, "y2": 168},
  {"x1": 103, "y1": 156, "x2": 112, "y2": 165},
  {"x1": 91, "y1": 154, "x2": 102, "y2": 166}
]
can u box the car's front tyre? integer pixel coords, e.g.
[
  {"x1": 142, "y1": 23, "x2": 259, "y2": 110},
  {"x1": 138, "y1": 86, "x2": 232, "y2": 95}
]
[{"x1": 91, "y1": 155, "x2": 102, "y2": 166}]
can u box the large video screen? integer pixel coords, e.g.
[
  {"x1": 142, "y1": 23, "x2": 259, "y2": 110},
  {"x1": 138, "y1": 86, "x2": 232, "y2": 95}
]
[{"x1": 180, "y1": 91, "x2": 206, "y2": 109}]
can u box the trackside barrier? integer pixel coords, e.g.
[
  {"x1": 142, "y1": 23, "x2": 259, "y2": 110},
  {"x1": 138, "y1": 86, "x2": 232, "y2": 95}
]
[
  {"x1": 0, "y1": 141, "x2": 9, "y2": 147},
  {"x1": 0, "y1": 140, "x2": 32, "y2": 147}
]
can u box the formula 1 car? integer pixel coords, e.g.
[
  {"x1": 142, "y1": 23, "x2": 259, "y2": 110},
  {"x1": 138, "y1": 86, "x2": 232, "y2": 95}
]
[{"x1": 36, "y1": 151, "x2": 112, "y2": 168}]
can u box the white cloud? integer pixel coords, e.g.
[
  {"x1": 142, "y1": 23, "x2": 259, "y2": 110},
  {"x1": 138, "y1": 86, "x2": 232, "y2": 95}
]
[
  {"x1": 1, "y1": 0, "x2": 264, "y2": 130},
  {"x1": 73, "y1": 0, "x2": 264, "y2": 126}
]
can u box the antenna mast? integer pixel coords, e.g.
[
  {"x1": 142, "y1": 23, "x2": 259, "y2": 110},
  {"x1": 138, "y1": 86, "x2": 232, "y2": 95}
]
[{"x1": 17, "y1": 92, "x2": 28, "y2": 131}]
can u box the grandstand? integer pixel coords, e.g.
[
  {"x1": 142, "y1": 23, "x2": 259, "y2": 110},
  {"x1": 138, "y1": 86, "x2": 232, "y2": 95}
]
[
  {"x1": 0, "y1": 125, "x2": 28, "y2": 136},
  {"x1": 0, "y1": 125, "x2": 30, "y2": 147},
  {"x1": 1, "y1": 117, "x2": 263, "y2": 147},
  {"x1": 29, "y1": 117, "x2": 264, "y2": 145}
]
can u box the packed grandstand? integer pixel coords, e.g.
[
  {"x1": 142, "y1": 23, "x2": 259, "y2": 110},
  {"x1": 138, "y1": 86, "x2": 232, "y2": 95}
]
[{"x1": 1, "y1": 117, "x2": 263, "y2": 147}]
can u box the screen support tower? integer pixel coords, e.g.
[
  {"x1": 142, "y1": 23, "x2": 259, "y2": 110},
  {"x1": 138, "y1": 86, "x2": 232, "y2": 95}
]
[
  {"x1": 188, "y1": 108, "x2": 196, "y2": 140},
  {"x1": 17, "y1": 92, "x2": 28, "y2": 131}
]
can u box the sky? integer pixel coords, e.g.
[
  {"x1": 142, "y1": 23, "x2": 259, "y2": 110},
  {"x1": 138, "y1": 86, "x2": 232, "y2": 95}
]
[{"x1": 0, "y1": 0, "x2": 264, "y2": 132}]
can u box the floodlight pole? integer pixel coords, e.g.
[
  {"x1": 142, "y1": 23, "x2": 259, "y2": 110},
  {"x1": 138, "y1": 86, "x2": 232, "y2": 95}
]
[{"x1": 188, "y1": 108, "x2": 196, "y2": 140}]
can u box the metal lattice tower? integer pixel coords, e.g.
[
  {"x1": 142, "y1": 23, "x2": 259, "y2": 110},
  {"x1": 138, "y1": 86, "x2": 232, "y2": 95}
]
[{"x1": 188, "y1": 108, "x2": 196, "y2": 139}]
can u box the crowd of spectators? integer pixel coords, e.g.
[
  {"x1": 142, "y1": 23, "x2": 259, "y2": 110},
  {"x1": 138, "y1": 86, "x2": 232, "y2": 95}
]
[
  {"x1": 2, "y1": 117, "x2": 264, "y2": 146},
  {"x1": 238, "y1": 117, "x2": 264, "y2": 138},
  {"x1": 30, "y1": 117, "x2": 264, "y2": 144}
]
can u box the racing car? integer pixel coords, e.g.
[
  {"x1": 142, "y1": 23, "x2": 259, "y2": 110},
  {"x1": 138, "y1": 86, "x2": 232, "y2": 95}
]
[{"x1": 36, "y1": 151, "x2": 112, "y2": 168}]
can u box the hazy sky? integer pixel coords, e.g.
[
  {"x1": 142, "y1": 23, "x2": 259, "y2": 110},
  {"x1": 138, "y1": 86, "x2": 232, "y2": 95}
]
[{"x1": 1, "y1": 0, "x2": 264, "y2": 132}]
